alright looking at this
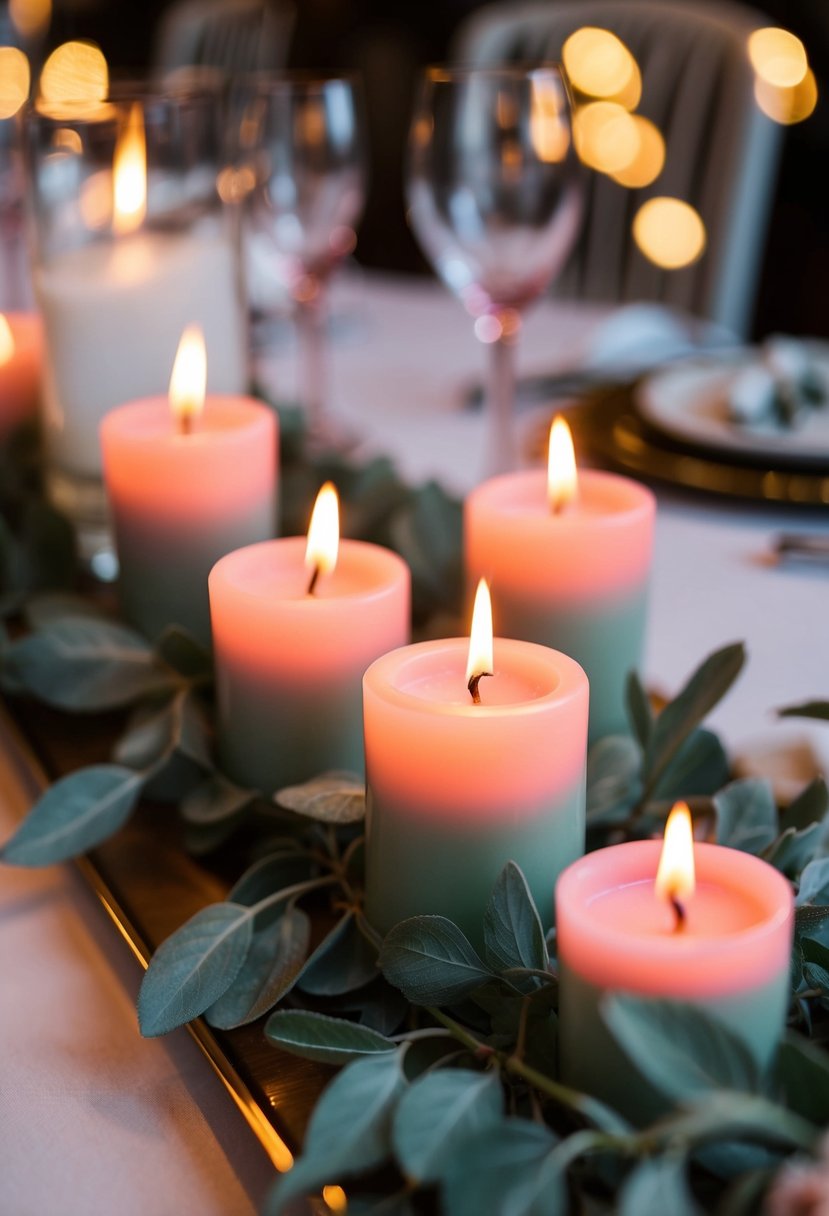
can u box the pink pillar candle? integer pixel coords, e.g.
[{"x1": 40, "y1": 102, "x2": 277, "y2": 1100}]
[
  {"x1": 465, "y1": 469, "x2": 655, "y2": 742},
  {"x1": 100, "y1": 397, "x2": 277, "y2": 646},
  {"x1": 209, "y1": 538, "x2": 411, "y2": 793},
  {"x1": 0, "y1": 313, "x2": 42, "y2": 437},
  {"x1": 556, "y1": 841, "x2": 793, "y2": 1122},
  {"x1": 364, "y1": 638, "x2": 589, "y2": 943}
]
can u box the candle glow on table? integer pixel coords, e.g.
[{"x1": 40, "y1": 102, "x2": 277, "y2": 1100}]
[
  {"x1": 556, "y1": 803, "x2": 794, "y2": 1122},
  {"x1": 465, "y1": 416, "x2": 655, "y2": 742},
  {"x1": 0, "y1": 313, "x2": 42, "y2": 436},
  {"x1": 364, "y1": 581, "x2": 589, "y2": 943},
  {"x1": 209, "y1": 485, "x2": 411, "y2": 794},
  {"x1": 100, "y1": 326, "x2": 277, "y2": 646},
  {"x1": 36, "y1": 101, "x2": 246, "y2": 479}
]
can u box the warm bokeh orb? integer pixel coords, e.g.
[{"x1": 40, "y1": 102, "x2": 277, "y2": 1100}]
[
  {"x1": 633, "y1": 197, "x2": 706, "y2": 269},
  {"x1": 0, "y1": 46, "x2": 30, "y2": 119},
  {"x1": 748, "y1": 27, "x2": 808, "y2": 88}
]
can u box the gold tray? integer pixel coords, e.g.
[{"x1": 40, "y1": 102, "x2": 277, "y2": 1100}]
[{"x1": 0, "y1": 697, "x2": 331, "y2": 1173}]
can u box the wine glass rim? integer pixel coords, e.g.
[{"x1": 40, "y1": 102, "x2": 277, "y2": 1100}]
[
  {"x1": 424, "y1": 62, "x2": 566, "y2": 82},
  {"x1": 26, "y1": 78, "x2": 223, "y2": 125}
]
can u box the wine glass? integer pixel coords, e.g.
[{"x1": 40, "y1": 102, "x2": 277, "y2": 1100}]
[
  {"x1": 407, "y1": 65, "x2": 584, "y2": 473},
  {"x1": 238, "y1": 73, "x2": 367, "y2": 446}
]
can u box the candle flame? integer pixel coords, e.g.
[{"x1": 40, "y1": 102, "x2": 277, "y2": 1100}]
[
  {"x1": 305, "y1": 482, "x2": 340, "y2": 583},
  {"x1": 113, "y1": 103, "x2": 146, "y2": 235},
  {"x1": 655, "y1": 802, "x2": 696, "y2": 905},
  {"x1": 169, "y1": 325, "x2": 207, "y2": 430},
  {"x1": 466, "y1": 578, "x2": 494, "y2": 685},
  {"x1": 547, "y1": 415, "x2": 578, "y2": 513},
  {"x1": 0, "y1": 314, "x2": 14, "y2": 366}
]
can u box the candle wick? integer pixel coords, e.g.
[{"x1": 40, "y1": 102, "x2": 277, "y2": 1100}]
[
  {"x1": 178, "y1": 412, "x2": 193, "y2": 437},
  {"x1": 670, "y1": 893, "x2": 686, "y2": 932},
  {"x1": 307, "y1": 564, "x2": 321, "y2": 596},
  {"x1": 467, "y1": 671, "x2": 493, "y2": 704}
]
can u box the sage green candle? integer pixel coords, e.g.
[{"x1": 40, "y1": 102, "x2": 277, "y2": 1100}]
[
  {"x1": 101, "y1": 396, "x2": 278, "y2": 648},
  {"x1": 209, "y1": 537, "x2": 410, "y2": 794},
  {"x1": 465, "y1": 466, "x2": 655, "y2": 743},
  {"x1": 556, "y1": 841, "x2": 793, "y2": 1124},
  {"x1": 364, "y1": 637, "x2": 589, "y2": 945}
]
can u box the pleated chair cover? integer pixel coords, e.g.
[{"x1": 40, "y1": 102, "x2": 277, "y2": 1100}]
[{"x1": 453, "y1": 0, "x2": 782, "y2": 336}]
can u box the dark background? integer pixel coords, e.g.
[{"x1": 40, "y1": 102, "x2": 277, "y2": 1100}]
[{"x1": 28, "y1": 0, "x2": 829, "y2": 339}]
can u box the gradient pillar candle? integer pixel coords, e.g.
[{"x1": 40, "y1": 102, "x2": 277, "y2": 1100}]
[
  {"x1": 465, "y1": 417, "x2": 655, "y2": 743},
  {"x1": 364, "y1": 581, "x2": 589, "y2": 943},
  {"x1": 0, "y1": 313, "x2": 42, "y2": 437},
  {"x1": 209, "y1": 485, "x2": 411, "y2": 794},
  {"x1": 100, "y1": 327, "x2": 277, "y2": 646},
  {"x1": 556, "y1": 804, "x2": 793, "y2": 1124}
]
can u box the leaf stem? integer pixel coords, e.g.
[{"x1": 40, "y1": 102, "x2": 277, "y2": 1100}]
[{"x1": 425, "y1": 1006, "x2": 494, "y2": 1058}]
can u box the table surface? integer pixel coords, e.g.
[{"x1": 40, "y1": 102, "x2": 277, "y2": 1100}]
[{"x1": 2, "y1": 271, "x2": 828, "y2": 1215}]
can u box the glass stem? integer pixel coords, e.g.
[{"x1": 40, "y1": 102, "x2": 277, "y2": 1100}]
[
  {"x1": 487, "y1": 310, "x2": 521, "y2": 475},
  {"x1": 296, "y1": 279, "x2": 327, "y2": 438}
]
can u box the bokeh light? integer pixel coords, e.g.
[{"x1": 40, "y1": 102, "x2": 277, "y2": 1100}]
[
  {"x1": 574, "y1": 101, "x2": 640, "y2": 174},
  {"x1": 610, "y1": 116, "x2": 665, "y2": 188},
  {"x1": 754, "y1": 66, "x2": 817, "y2": 125},
  {"x1": 563, "y1": 27, "x2": 638, "y2": 101},
  {"x1": 9, "y1": 0, "x2": 51, "y2": 38},
  {"x1": 633, "y1": 197, "x2": 706, "y2": 269},
  {"x1": 530, "y1": 77, "x2": 570, "y2": 163},
  {"x1": 0, "y1": 46, "x2": 30, "y2": 119},
  {"x1": 39, "y1": 40, "x2": 108, "y2": 109},
  {"x1": 0, "y1": 314, "x2": 14, "y2": 365},
  {"x1": 322, "y1": 1186, "x2": 347, "y2": 1214},
  {"x1": 748, "y1": 27, "x2": 808, "y2": 88}
]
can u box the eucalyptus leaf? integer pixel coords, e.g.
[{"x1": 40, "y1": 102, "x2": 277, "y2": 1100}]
[
  {"x1": 137, "y1": 902, "x2": 254, "y2": 1036},
  {"x1": 777, "y1": 1032, "x2": 829, "y2": 1123},
  {"x1": 617, "y1": 1156, "x2": 699, "y2": 1216},
  {"x1": 652, "y1": 727, "x2": 730, "y2": 800},
  {"x1": 347, "y1": 1193, "x2": 416, "y2": 1216},
  {"x1": 264, "y1": 1009, "x2": 397, "y2": 1064},
  {"x1": 379, "y1": 917, "x2": 493, "y2": 1005},
  {"x1": 796, "y1": 857, "x2": 829, "y2": 906},
  {"x1": 113, "y1": 698, "x2": 177, "y2": 770},
  {"x1": 652, "y1": 1092, "x2": 818, "y2": 1154},
  {"x1": 762, "y1": 822, "x2": 826, "y2": 879},
  {"x1": 275, "y1": 772, "x2": 365, "y2": 824},
  {"x1": 1, "y1": 764, "x2": 143, "y2": 866},
  {"x1": 392, "y1": 1068, "x2": 503, "y2": 1183},
  {"x1": 644, "y1": 642, "x2": 745, "y2": 790},
  {"x1": 333, "y1": 976, "x2": 410, "y2": 1037},
  {"x1": 264, "y1": 1051, "x2": 406, "y2": 1216},
  {"x1": 440, "y1": 1119, "x2": 558, "y2": 1216},
  {"x1": 483, "y1": 861, "x2": 548, "y2": 977},
  {"x1": 783, "y1": 777, "x2": 829, "y2": 831},
  {"x1": 1, "y1": 617, "x2": 176, "y2": 710},
  {"x1": 155, "y1": 625, "x2": 213, "y2": 679},
  {"x1": 794, "y1": 905, "x2": 829, "y2": 934},
  {"x1": 180, "y1": 774, "x2": 255, "y2": 825},
  {"x1": 778, "y1": 700, "x2": 829, "y2": 721},
  {"x1": 602, "y1": 995, "x2": 763, "y2": 1102},
  {"x1": 172, "y1": 690, "x2": 213, "y2": 769},
  {"x1": 297, "y1": 911, "x2": 379, "y2": 996},
  {"x1": 227, "y1": 850, "x2": 314, "y2": 904},
  {"x1": 714, "y1": 779, "x2": 779, "y2": 855},
  {"x1": 586, "y1": 735, "x2": 642, "y2": 825},
  {"x1": 205, "y1": 905, "x2": 311, "y2": 1028},
  {"x1": 625, "y1": 670, "x2": 653, "y2": 749},
  {"x1": 800, "y1": 936, "x2": 829, "y2": 993}
]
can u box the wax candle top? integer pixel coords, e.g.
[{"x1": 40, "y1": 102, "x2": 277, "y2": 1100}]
[
  {"x1": 556, "y1": 841, "x2": 793, "y2": 997},
  {"x1": 465, "y1": 467, "x2": 655, "y2": 598},
  {"x1": 368, "y1": 637, "x2": 583, "y2": 712},
  {"x1": 99, "y1": 396, "x2": 276, "y2": 522}
]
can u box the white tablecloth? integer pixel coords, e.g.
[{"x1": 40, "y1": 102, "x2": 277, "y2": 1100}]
[{"x1": 2, "y1": 271, "x2": 827, "y2": 1215}]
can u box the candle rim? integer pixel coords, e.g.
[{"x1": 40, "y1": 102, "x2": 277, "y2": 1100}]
[
  {"x1": 364, "y1": 636, "x2": 588, "y2": 716},
  {"x1": 467, "y1": 467, "x2": 655, "y2": 527},
  {"x1": 209, "y1": 536, "x2": 410, "y2": 606},
  {"x1": 100, "y1": 395, "x2": 274, "y2": 445},
  {"x1": 557, "y1": 839, "x2": 793, "y2": 959}
]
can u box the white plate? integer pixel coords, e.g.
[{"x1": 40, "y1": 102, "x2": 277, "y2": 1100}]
[{"x1": 636, "y1": 353, "x2": 829, "y2": 468}]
